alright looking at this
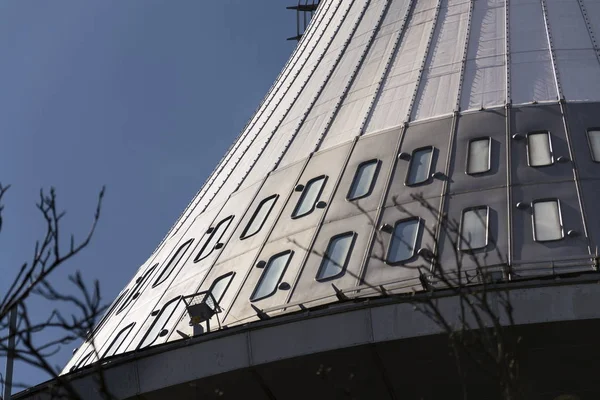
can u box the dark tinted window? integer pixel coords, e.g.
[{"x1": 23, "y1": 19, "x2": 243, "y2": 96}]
[
  {"x1": 406, "y1": 147, "x2": 433, "y2": 186},
  {"x1": 316, "y1": 232, "x2": 355, "y2": 281},
  {"x1": 154, "y1": 239, "x2": 194, "y2": 287},
  {"x1": 347, "y1": 160, "x2": 379, "y2": 200},
  {"x1": 386, "y1": 218, "x2": 420, "y2": 264},
  {"x1": 251, "y1": 251, "x2": 292, "y2": 301},
  {"x1": 241, "y1": 196, "x2": 278, "y2": 239},
  {"x1": 292, "y1": 176, "x2": 326, "y2": 218}
]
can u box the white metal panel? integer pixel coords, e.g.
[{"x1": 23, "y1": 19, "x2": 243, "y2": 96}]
[
  {"x1": 365, "y1": 0, "x2": 440, "y2": 133},
  {"x1": 584, "y1": 0, "x2": 600, "y2": 47},
  {"x1": 280, "y1": 0, "x2": 387, "y2": 165},
  {"x1": 509, "y1": 0, "x2": 558, "y2": 103},
  {"x1": 459, "y1": 0, "x2": 506, "y2": 110},
  {"x1": 413, "y1": 0, "x2": 470, "y2": 119},
  {"x1": 322, "y1": 0, "x2": 412, "y2": 148},
  {"x1": 240, "y1": 0, "x2": 358, "y2": 188},
  {"x1": 545, "y1": 0, "x2": 600, "y2": 100},
  {"x1": 553, "y1": 50, "x2": 600, "y2": 101},
  {"x1": 187, "y1": 0, "x2": 341, "y2": 212}
]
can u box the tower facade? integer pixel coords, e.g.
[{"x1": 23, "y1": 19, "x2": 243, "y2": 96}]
[{"x1": 35, "y1": 0, "x2": 600, "y2": 397}]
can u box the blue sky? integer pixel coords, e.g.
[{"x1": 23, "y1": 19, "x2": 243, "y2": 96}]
[{"x1": 0, "y1": 0, "x2": 295, "y2": 389}]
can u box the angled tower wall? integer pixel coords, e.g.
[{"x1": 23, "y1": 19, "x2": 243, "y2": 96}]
[{"x1": 64, "y1": 0, "x2": 600, "y2": 381}]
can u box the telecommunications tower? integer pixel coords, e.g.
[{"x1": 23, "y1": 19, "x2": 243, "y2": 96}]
[{"x1": 17, "y1": 0, "x2": 600, "y2": 398}]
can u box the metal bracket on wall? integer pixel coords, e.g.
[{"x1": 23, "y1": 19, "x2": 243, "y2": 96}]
[{"x1": 287, "y1": 1, "x2": 320, "y2": 41}]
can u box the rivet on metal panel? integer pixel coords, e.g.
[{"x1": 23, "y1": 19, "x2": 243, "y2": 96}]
[
  {"x1": 398, "y1": 152, "x2": 411, "y2": 161},
  {"x1": 379, "y1": 223, "x2": 394, "y2": 233},
  {"x1": 515, "y1": 202, "x2": 529, "y2": 210}
]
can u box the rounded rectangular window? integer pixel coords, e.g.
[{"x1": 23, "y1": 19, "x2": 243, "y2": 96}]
[
  {"x1": 118, "y1": 263, "x2": 157, "y2": 314},
  {"x1": 138, "y1": 296, "x2": 184, "y2": 349},
  {"x1": 241, "y1": 195, "x2": 278, "y2": 239},
  {"x1": 347, "y1": 160, "x2": 380, "y2": 200},
  {"x1": 103, "y1": 323, "x2": 135, "y2": 359},
  {"x1": 153, "y1": 239, "x2": 194, "y2": 287},
  {"x1": 527, "y1": 132, "x2": 553, "y2": 167},
  {"x1": 250, "y1": 250, "x2": 293, "y2": 302},
  {"x1": 459, "y1": 206, "x2": 489, "y2": 251},
  {"x1": 587, "y1": 129, "x2": 600, "y2": 162},
  {"x1": 207, "y1": 272, "x2": 235, "y2": 309},
  {"x1": 87, "y1": 287, "x2": 130, "y2": 341},
  {"x1": 532, "y1": 199, "x2": 563, "y2": 242},
  {"x1": 406, "y1": 147, "x2": 434, "y2": 186},
  {"x1": 292, "y1": 176, "x2": 326, "y2": 218},
  {"x1": 195, "y1": 215, "x2": 234, "y2": 262},
  {"x1": 316, "y1": 232, "x2": 356, "y2": 281},
  {"x1": 466, "y1": 138, "x2": 491, "y2": 175},
  {"x1": 386, "y1": 218, "x2": 421, "y2": 264}
]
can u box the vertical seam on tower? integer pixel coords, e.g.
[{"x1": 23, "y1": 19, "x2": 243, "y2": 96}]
[
  {"x1": 433, "y1": 0, "x2": 475, "y2": 272},
  {"x1": 157, "y1": 0, "x2": 336, "y2": 247},
  {"x1": 405, "y1": 0, "x2": 444, "y2": 123},
  {"x1": 576, "y1": 0, "x2": 600, "y2": 68},
  {"x1": 504, "y1": 0, "x2": 511, "y2": 106},
  {"x1": 360, "y1": 0, "x2": 417, "y2": 135},
  {"x1": 431, "y1": 112, "x2": 460, "y2": 272},
  {"x1": 455, "y1": 0, "x2": 475, "y2": 112},
  {"x1": 539, "y1": 0, "x2": 563, "y2": 100},
  {"x1": 231, "y1": 0, "x2": 351, "y2": 193},
  {"x1": 541, "y1": 0, "x2": 593, "y2": 255},
  {"x1": 559, "y1": 104, "x2": 593, "y2": 255},
  {"x1": 504, "y1": 0, "x2": 513, "y2": 269},
  {"x1": 313, "y1": 0, "x2": 393, "y2": 154},
  {"x1": 271, "y1": 0, "x2": 369, "y2": 172}
]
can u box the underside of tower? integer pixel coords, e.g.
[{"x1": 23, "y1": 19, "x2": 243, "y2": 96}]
[{"x1": 16, "y1": 0, "x2": 600, "y2": 398}]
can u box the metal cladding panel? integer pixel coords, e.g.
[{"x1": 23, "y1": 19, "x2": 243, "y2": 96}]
[
  {"x1": 363, "y1": 200, "x2": 440, "y2": 292},
  {"x1": 278, "y1": 0, "x2": 382, "y2": 166},
  {"x1": 578, "y1": 179, "x2": 600, "y2": 253},
  {"x1": 217, "y1": 160, "x2": 306, "y2": 263},
  {"x1": 365, "y1": 0, "x2": 440, "y2": 133},
  {"x1": 437, "y1": 188, "x2": 509, "y2": 271},
  {"x1": 510, "y1": 105, "x2": 573, "y2": 185},
  {"x1": 166, "y1": 253, "x2": 259, "y2": 341},
  {"x1": 241, "y1": 0, "x2": 358, "y2": 184},
  {"x1": 564, "y1": 102, "x2": 600, "y2": 180},
  {"x1": 289, "y1": 211, "x2": 377, "y2": 306},
  {"x1": 186, "y1": 0, "x2": 338, "y2": 215},
  {"x1": 385, "y1": 116, "x2": 453, "y2": 207},
  {"x1": 224, "y1": 228, "x2": 315, "y2": 326},
  {"x1": 323, "y1": 0, "x2": 412, "y2": 147},
  {"x1": 509, "y1": 0, "x2": 558, "y2": 104},
  {"x1": 173, "y1": 181, "x2": 262, "y2": 283},
  {"x1": 447, "y1": 108, "x2": 507, "y2": 194},
  {"x1": 325, "y1": 128, "x2": 401, "y2": 222},
  {"x1": 459, "y1": 0, "x2": 506, "y2": 111},
  {"x1": 545, "y1": 0, "x2": 600, "y2": 101},
  {"x1": 267, "y1": 142, "x2": 353, "y2": 242},
  {"x1": 510, "y1": 181, "x2": 589, "y2": 270},
  {"x1": 412, "y1": 0, "x2": 470, "y2": 120}
]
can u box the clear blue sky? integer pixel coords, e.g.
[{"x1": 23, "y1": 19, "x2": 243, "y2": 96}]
[{"x1": 0, "y1": 0, "x2": 295, "y2": 389}]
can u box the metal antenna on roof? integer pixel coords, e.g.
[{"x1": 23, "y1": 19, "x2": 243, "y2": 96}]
[{"x1": 286, "y1": 1, "x2": 320, "y2": 41}]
